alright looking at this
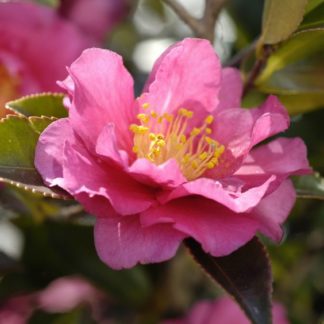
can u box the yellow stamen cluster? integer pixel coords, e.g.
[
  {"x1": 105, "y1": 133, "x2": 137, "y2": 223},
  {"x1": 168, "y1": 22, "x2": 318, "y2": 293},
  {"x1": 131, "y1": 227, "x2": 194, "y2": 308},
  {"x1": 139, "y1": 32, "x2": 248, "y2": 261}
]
[{"x1": 129, "y1": 103, "x2": 225, "y2": 180}]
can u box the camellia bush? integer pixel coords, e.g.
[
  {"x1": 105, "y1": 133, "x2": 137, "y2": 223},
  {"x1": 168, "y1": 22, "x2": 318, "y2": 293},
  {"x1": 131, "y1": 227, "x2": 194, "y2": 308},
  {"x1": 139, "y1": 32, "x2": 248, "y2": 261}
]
[{"x1": 0, "y1": 0, "x2": 323, "y2": 323}]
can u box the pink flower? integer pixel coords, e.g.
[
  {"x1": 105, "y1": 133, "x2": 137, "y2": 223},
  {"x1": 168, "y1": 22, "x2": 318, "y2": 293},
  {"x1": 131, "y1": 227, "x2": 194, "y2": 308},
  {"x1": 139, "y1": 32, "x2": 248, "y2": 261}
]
[
  {"x1": 35, "y1": 38, "x2": 311, "y2": 269},
  {"x1": 163, "y1": 297, "x2": 289, "y2": 324},
  {"x1": 0, "y1": 1, "x2": 94, "y2": 116},
  {"x1": 0, "y1": 276, "x2": 106, "y2": 323},
  {"x1": 59, "y1": 0, "x2": 130, "y2": 42}
]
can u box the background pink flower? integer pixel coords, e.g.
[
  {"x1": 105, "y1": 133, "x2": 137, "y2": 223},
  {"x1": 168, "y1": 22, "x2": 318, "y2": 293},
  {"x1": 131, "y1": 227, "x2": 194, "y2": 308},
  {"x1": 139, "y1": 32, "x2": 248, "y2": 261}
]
[
  {"x1": 163, "y1": 297, "x2": 289, "y2": 324},
  {"x1": 0, "y1": 276, "x2": 106, "y2": 323},
  {"x1": 59, "y1": 0, "x2": 131, "y2": 42},
  {"x1": 0, "y1": 1, "x2": 98, "y2": 116},
  {"x1": 35, "y1": 38, "x2": 311, "y2": 269}
]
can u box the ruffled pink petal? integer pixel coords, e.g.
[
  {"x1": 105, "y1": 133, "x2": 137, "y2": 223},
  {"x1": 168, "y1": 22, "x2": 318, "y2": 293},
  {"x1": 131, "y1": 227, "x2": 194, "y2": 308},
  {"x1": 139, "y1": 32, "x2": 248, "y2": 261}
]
[
  {"x1": 139, "y1": 38, "x2": 221, "y2": 115},
  {"x1": 62, "y1": 141, "x2": 154, "y2": 215},
  {"x1": 158, "y1": 176, "x2": 276, "y2": 213},
  {"x1": 208, "y1": 96, "x2": 290, "y2": 179},
  {"x1": 35, "y1": 118, "x2": 72, "y2": 188},
  {"x1": 214, "y1": 96, "x2": 289, "y2": 159},
  {"x1": 250, "y1": 95, "x2": 290, "y2": 147},
  {"x1": 235, "y1": 137, "x2": 312, "y2": 190},
  {"x1": 65, "y1": 48, "x2": 136, "y2": 151},
  {"x1": 251, "y1": 180, "x2": 296, "y2": 242},
  {"x1": 96, "y1": 123, "x2": 129, "y2": 167},
  {"x1": 128, "y1": 158, "x2": 186, "y2": 188},
  {"x1": 142, "y1": 198, "x2": 260, "y2": 257},
  {"x1": 94, "y1": 215, "x2": 186, "y2": 269},
  {"x1": 217, "y1": 67, "x2": 243, "y2": 110}
]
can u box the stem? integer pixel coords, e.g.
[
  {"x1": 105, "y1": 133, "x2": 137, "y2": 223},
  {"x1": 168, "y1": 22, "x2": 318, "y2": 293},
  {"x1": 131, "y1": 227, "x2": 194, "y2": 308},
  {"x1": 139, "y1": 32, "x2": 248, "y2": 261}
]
[{"x1": 162, "y1": 0, "x2": 228, "y2": 43}]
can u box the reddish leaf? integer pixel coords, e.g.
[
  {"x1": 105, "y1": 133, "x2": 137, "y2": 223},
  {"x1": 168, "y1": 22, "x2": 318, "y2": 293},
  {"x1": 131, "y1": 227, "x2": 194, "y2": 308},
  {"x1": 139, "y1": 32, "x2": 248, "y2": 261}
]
[{"x1": 185, "y1": 237, "x2": 272, "y2": 324}]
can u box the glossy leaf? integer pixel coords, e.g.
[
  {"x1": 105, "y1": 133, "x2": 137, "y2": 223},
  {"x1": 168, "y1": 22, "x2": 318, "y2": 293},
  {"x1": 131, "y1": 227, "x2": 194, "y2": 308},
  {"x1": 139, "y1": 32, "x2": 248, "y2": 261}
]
[
  {"x1": 6, "y1": 93, "x2": 67, "y2": 118},
  {"x1": 185, "y1": 237, "x2": 272, "y2": 324},
  {"x1": 260, "y1": 0, "x2": 308, "y2": 44},
  {"x1": 295, "y1": 173, "x2": 324, "y2": 200},
  {"x1": 255, "y1": 28, "x2": 324, "y2": 113},
  {"x1": 257, "y1": 28, "x2": 324, "y2": 83},
  {"x1": 0, "y1": 115, "x2": 67, "y2": 199}
]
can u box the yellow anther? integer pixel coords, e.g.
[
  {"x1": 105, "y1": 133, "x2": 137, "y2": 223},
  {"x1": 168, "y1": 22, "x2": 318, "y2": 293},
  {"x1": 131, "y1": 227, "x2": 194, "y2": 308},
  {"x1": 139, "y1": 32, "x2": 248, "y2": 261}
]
[
  {"x1": 205, "y1": 136, "x2": 213, "y2": 144},
  {"x1": 130, "y1": 125, "x2": 148, "y2": 134},
  {"x1": 207, "y1": 161, "x2": 215, "y2": 169},
  {"x1": 163, "y1": 113, "x2": 173, "y2": 123},
  {"x1": 192, "y1": 161, "x2": 198, "y2": 169},
  {"x1": 180, "y1": 134, "x2": 187, "y2": 143},
  {"x1": 149, "y1": 133, "x2": 156, "y2": 140},
  {"x1": 191, "y1": 128, "x2": 201, "y2": 136},
  {"x1": 182, "y1": 154, "x2": 190, "y2": 163},
  {"x1": 151, "y1": 111, "x2": 157, "y2": 118},
  {"x1": 205, "y1": 127, "x2": 212, "y2": 134},
  {"x1": 199, "y1": 152, "x2": 208, "y2": 160},
  {"x1": 204, "y1": 115, "x2": 214, "y2": 124},
  {"x1": 178, "y1": 108, "x2": 194, "y2": 118},
  {"x1": 132, "y1": 146, "x2": 139, "y2": 153},
  {"x1": 137, "y1": 113, "x2": 149, "y2": 123},
  {"x1": 157, "y1": 134, "x2": 164, "y2": 140},
  {"x1": 142, "y1": 102, "x2": 150, "y2": 109}
]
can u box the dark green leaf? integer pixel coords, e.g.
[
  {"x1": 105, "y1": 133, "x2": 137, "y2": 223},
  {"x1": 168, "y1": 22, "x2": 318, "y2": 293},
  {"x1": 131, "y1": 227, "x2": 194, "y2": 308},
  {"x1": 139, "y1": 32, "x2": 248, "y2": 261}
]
[
  {"x1": 185, "y1": 237, "x2": 272, "y2": 324},
  {"x1": 6, "y1": 93, "x2": 67, "y2": 118},
  {"x1": 0, "y1": 115, "x2": 67, "y2": 199}
]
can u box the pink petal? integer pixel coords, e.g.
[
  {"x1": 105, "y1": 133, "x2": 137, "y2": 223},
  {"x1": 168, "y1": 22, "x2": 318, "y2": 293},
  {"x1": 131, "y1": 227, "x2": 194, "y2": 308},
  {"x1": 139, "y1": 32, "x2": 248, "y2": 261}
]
[
  {"x1": 251, "y1": 180, "x2": 296, "y2": 242},
  {"x1": 35, "y1": 118, "x2": 72, "y2": 187},
  {"x1": 208, "y1": 96, "x2": 290, "y2": 178},
  {"x1": 158, "y1": 176, "x2": 276, "y2": 213},
  {"x1": 62, "y1": 141, "x2": 154, "y2": 215},
  {"x1": 96, "y1": 123, "x2": 129, "y2": 167},
  {"x1": 235, "y1": 137, "x2": 312, "y2": 190},
  {"x1": 128, "y1": 158, "x2": 186, "y2": 188},
  {"x1": 214, "y1": 96, "x2": 289, "y2": 159},
  {"x1": 250, "y1": 95, "x2": 290, "y2": 147},
  {"x1": 139, "y1": 38, "x2": 221, "y2": 115},
  {"x1": 217, "y1": 67, "x2": 243, "y2": 110},
  {"x1": 94, "y1": 215, "x2": 185, "y2": 269},
  {"x1": 65, "y1": 48, "x2": 136, "y2": 151},
  {"x1": 142, "y1": 198, "x2": 260, "y2": 257}
]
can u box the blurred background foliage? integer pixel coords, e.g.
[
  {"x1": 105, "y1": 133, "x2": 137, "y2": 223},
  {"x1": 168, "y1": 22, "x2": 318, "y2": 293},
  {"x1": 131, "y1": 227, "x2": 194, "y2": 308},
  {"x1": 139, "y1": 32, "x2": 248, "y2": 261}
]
[{"x1": 0, "y1": 0, "x2": 323, "y2": 323}]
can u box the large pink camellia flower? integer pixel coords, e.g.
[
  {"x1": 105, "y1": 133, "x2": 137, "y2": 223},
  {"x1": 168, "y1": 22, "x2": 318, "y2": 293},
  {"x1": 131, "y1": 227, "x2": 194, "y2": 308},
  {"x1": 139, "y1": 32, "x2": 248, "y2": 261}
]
[
  {"x1": 35, "y1": 38, "x2": 311, "y2": 269},
  {"x1": 163, "y1": 297, "x2": 289, "y2": 324},
  {"x1": 0, "y1": 1, "x2": 93, "y2": 116}
]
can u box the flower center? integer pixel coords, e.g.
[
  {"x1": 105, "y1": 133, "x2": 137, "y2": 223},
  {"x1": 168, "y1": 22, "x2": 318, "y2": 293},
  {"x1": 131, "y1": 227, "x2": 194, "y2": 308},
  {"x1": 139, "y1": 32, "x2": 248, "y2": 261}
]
[
  {"x1": 130, "y1": 102, "x2": 225, "y2": 181},
  {"x1": 0, "y1": 65, "x2": 19, "y2": 117}
]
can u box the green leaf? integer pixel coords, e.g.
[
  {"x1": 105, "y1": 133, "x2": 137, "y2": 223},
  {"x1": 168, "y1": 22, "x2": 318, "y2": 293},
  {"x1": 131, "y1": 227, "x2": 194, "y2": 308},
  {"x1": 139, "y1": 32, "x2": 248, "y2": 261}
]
[
  {"x1": 260, "y1": 0, "x2": 308, "y2": 45},
  {"x1": 185, "y1": 237, "x2": 272, "y2": 324},
  {"x1": 255, "y1": 28, "x2": 324, "y2": 114},
  {"x1": 300, "y1": 3, "x2": 324, "y2": 29},
  {"x1": 0, "y1": 115, "x2": 67, "y2": 199},
  {"x1": 28, "y1": 116, "x2": 57, "y2": 134},
  {"x1": 257, "y1": 28, "x2": 324, "y2": 82},
  {"x1": 294, "y1": 173, "x2": 324, "y2": 200},
  {"x1": 305, "y1": 0, "x2": 324, "y2": 14},
  {"x1": 6, "y1": 93, "x2": 67, "y2": 118}
]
